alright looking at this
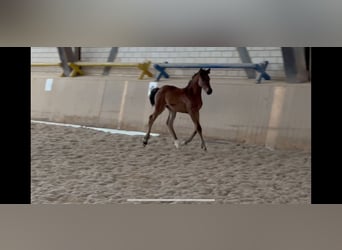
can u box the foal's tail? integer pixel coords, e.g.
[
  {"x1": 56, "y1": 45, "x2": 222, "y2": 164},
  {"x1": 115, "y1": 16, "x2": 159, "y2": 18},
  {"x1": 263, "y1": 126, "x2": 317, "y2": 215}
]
[{"x1": 149, "y1": 87, "x2": 159, "y2": 106}]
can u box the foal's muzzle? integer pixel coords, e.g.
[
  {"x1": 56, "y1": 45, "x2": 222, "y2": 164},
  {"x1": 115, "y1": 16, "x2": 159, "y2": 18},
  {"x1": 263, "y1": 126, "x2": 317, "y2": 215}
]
[{"x1": 207, "y1": 88, "x2": 213, "y2": 95}]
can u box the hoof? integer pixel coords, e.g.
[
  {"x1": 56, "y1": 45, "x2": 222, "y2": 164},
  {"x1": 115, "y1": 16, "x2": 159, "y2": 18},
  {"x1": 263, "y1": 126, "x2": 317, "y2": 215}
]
[
  {"x1": 174, "y1": 140, "x2": 179, "y2": 149},
  {"x1": 181, "y1": 140, "x2": 187, "y2": 146}
]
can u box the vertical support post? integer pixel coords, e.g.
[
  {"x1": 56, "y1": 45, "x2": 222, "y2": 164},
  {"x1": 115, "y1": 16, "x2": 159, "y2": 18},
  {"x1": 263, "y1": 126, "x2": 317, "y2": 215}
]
[
  {"x1": 237, "y1": 47, "x2": 256, "y2": 79},
  {"x1": 57, "y1": 47, "x2": 71, "y2": 76},
  {"x1": 305, "y1": 47, "x2": 311, "y2": 81},
  {"x1": 57, "y1": 47, "x2": 76, "y2": 77},
  {"x1": 281, "y1": 47, "x2": 308, "y2": 83},
  {"x1": 309, "y1": 47, "x2": 311, "y2": 81},
  {"x1": 103, "y1": 47, "x2": 118, "y2": 75},
  {"x1": 74, "y1": 47, "x2": 81, "y2": 61}
]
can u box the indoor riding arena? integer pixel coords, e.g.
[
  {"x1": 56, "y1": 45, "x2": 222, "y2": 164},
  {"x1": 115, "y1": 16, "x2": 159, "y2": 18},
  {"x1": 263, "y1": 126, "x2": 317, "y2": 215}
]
[{"x1": 31, "y1": 47, "x2": 311, "y2": 204}]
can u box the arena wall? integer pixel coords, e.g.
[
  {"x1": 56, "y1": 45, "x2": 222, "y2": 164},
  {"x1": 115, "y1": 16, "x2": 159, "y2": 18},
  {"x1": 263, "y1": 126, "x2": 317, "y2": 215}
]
[{"x1": 31, "y1": 75, "x2": 311, "y2": 151}]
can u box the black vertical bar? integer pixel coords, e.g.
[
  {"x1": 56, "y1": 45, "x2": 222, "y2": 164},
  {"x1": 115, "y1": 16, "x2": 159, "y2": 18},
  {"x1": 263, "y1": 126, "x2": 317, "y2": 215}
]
[
  {"x1": 103, "y1": 47, "x2": 118, "y2": 75},
  {"x1": 236, "y1": 47, "x2": 256, "y2": 79},
  {"x1": 0, "y1": 47, "x2": 31, "y2": 203},
  {"x1": 311, "y1": 47, "x2": 341, "y2": 204}
]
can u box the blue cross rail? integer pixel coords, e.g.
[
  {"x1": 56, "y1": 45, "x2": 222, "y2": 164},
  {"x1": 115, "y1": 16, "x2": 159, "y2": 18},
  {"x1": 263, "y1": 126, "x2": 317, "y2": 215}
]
[{"x1": 153, "y1": 61, "x2": 271, "y2": 83}]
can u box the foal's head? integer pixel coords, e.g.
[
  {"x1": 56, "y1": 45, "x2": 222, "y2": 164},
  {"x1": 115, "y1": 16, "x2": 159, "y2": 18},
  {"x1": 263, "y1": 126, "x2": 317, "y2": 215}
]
[{"x1": 197, "y1": 68, "x2": 212, "y2": 95}]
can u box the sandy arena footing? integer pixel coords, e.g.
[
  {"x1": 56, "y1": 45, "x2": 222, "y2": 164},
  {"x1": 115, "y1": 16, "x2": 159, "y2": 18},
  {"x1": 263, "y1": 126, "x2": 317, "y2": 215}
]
[{"x1": 31, "y1": 122, "x2": 311, "y2": 204}]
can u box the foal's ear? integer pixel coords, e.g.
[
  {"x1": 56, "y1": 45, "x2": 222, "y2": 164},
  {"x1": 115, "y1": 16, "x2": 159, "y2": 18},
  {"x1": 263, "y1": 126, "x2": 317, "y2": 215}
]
[{"x1": 207, "y1": 68, "x2": 211, "y2": 74}]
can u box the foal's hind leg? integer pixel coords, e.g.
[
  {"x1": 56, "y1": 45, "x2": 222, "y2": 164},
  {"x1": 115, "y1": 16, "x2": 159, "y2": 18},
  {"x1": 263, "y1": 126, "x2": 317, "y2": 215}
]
[
  {"x1": 166, "y1": 110, "x2": 179, "y2": 148},
  {"x1": 188, "y1": 110, "x2": 207, "y2": 151},
  {"x1": 143, "y1": 106, "x2": 165, "y2": 146},
  {"x1": 182, "y1": 130, "x2": 197, "y2": 145}
]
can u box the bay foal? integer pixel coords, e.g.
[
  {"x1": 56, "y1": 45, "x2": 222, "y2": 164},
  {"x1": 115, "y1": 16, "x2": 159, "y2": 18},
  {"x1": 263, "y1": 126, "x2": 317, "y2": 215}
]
[{"x1": 143, "y1": 68, "x2": 212, "y2": 151}]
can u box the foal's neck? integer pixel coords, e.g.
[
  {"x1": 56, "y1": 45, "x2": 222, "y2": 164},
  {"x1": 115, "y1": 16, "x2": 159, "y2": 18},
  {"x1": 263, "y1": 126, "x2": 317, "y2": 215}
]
[{"x1": 185, "y1": 75, "x2": 202, "y2": 96}]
